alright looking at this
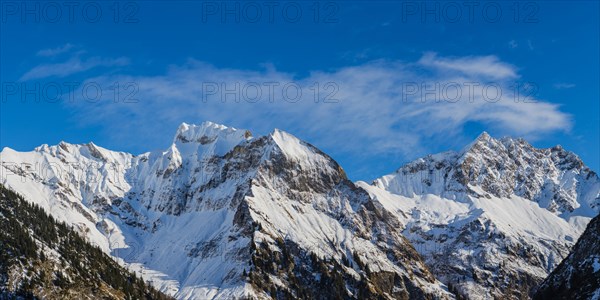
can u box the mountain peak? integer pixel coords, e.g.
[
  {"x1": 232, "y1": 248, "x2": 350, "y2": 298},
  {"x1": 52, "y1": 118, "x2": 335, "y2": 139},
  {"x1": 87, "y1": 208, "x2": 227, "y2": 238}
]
[
  {"x1": 269, "y1": 128, "x2": 320, "y2": 162},
  {"x1": 174, "y1": 121, "x2": 252, "y2": 143},
  {"x1": 172, "y1": 121, "x2": 252, "y2": 157},
  {"x1": 476, "y1": 131, "x2": 491, "y2": 141},
  {"x1": 175, "y1": 121, "x2": 230, "y2": 142},
  {"x1": 459, "y1": 131, "x2": 501, "y2": 156},
  {"x1": 461, "y1": 131, "x2": 531, "y2": 157}
]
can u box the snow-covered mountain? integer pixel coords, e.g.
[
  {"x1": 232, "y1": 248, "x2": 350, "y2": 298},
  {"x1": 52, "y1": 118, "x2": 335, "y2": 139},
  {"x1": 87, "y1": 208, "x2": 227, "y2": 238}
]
[
  {"x1": 358, "y1": 132, "x2": 600, "y2": 299},
  {"x1": 3, "y1": 124, "x2": 598, "y2": 299},
  {"x1": 0, "y1": 122, "x2": 451, "y2": 299},
  {"x1": 534, "y1": 214, "x2": 600, "y2": 299},
  {"x1": 0, "y1": 184, "x2": 171, "y2": 300}
]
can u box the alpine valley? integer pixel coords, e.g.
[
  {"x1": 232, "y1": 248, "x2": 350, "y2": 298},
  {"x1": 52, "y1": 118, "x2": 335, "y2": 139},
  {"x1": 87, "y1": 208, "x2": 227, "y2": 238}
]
[{"x1": 1, "y1": 121, "x2": 598, "y2": 300}]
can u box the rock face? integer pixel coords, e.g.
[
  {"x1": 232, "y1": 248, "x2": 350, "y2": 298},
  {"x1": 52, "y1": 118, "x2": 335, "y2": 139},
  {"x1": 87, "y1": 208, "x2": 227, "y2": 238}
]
[
  {"x1": 0, "y1": 122, "x2": 450, "y2": 299},
  {"x1": 534, "y1": 214, "x2": 600, "y2": 300},
  {"x1": 359, "y1": 132, "x2": 600, "y2": 299}
]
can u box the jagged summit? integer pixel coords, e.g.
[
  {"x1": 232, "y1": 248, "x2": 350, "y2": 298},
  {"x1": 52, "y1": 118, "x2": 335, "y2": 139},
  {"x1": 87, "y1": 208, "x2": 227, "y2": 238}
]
[
  {"x1": 175, "y1": 121, "x2": 232, "y2": 141},
  {"x1": 459, "y1": 131, "x2": 497, "y2": 154},
  {"x1": 460, "y1": 131, "x2": 529, "y2": 157},
  {"x1": 382, "y1": 131, "x2": 599, "y2": 216},
  {"x1": 171, "y1": 121, "x2": 253, "y2": 159},
  {"x1": 4, "y1": 140, "x2": 132, "y2": 166},
  {"x1": 174, "y1": 121, "x2": 251, "y2": 143},
  {"x1": 363, "y1": 131, "x2": 600, "y2": 299},
  {"x1": 474, "y1": 131, "x2": 491, "y2": 142},
  {"x1": 461, "y1": 132, "x2": 583, "y2": 167},
  {"x1": 270, "y1": 129, "x2": 319, "y2": 161}
]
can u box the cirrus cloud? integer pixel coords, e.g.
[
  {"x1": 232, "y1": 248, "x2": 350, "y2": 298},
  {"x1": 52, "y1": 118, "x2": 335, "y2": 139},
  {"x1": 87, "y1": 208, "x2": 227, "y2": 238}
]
[
  {"x1": 61, "y1": 53, "x2": 571, "y2": 162},
  {"x1": 20, "y1": 55, "x2": 130, "y2": 81},
  {"x1": 36, "y1": 43, "x2": 75, "y2": 57}
]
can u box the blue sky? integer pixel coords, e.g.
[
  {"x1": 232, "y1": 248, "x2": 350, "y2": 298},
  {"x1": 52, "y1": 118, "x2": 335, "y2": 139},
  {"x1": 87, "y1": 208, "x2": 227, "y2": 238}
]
[{"x1": 1, "y1": 0, "x2": 598, "y2": 181}]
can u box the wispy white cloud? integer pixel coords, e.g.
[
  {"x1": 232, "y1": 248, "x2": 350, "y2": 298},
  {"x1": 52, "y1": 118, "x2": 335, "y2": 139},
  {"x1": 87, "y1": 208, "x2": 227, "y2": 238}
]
[
  {"x1": 63, "y1": 54, "x2": 571, "y2": 159},
  {"x1": 418, "y1": 52, "x2": 519, "y2": 80},
  {"x1": 554, "y1": 82, "x2": 576, "y2": 89},
  {"x1": 36, "y1": 43, "x2": 74, "y2": 57},
  {"x1": 508, "y1": 40, "x2": 518, "y2": 49},
  {"x1": 20, "y1": 56, "x2": 129, "y2": 81}
]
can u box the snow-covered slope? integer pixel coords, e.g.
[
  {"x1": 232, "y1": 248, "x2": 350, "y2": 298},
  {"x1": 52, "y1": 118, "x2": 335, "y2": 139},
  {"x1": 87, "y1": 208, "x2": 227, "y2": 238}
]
[
  {"x1": 359, "y1": 132, "x2": 600, "y2": 299},
  {"x1": 534, "y1": 214, "x2": 600, "y2": 300},
  {"x1": 0, "y1": 184, "x2": 171, "y2": 300},
  {"x1": 0, "y1": 122, "x2": 451, "y2": 299}
]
